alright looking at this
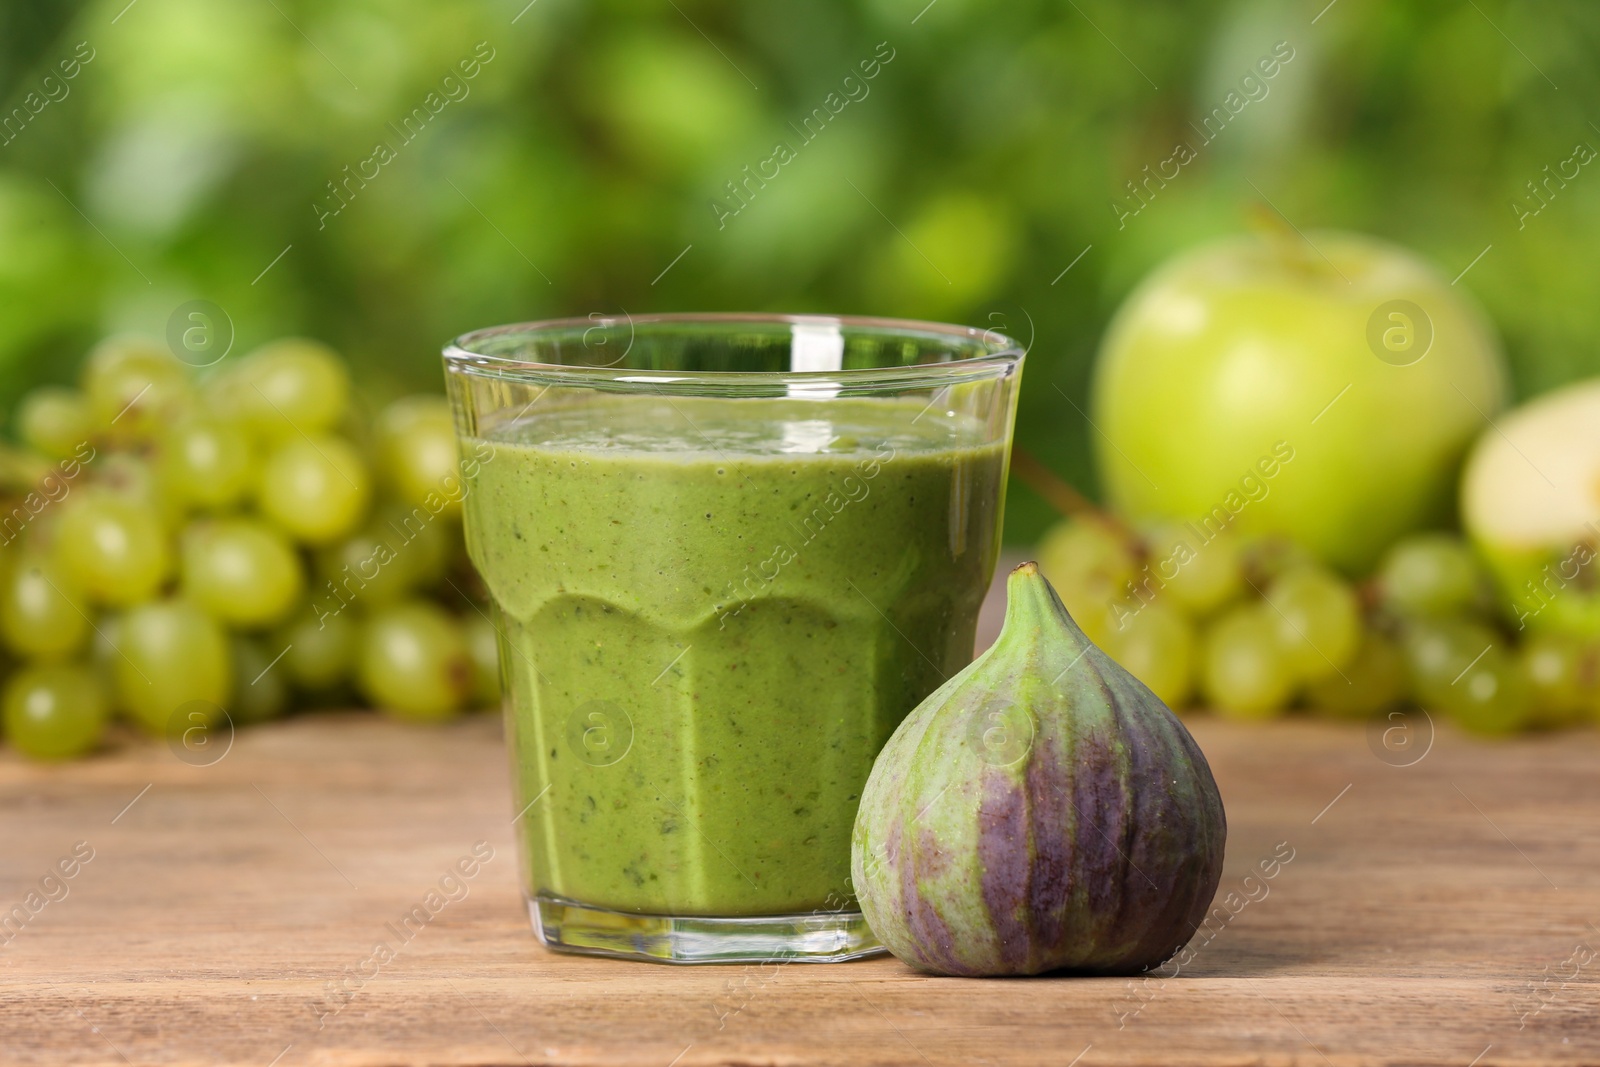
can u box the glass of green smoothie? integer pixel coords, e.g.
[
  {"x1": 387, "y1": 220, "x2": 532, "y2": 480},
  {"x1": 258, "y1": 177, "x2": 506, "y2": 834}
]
[{"x1": 444, "y1": 314, "x2": 1022, "y2": 963}]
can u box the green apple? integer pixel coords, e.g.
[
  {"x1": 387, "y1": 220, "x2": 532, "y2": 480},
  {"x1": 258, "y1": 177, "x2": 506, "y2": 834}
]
[
  {"x1": 1460, "y1": 378, "x2": 1600, "y2": 636},
  {"x1": 1090, "y1": 231, "x2": 1507, "y2": 574}
]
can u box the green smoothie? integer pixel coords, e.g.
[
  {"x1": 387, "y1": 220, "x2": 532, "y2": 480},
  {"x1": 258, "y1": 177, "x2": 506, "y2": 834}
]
[{"x1": 463, "y1": 393, "x2": 1005, "y2": 917}]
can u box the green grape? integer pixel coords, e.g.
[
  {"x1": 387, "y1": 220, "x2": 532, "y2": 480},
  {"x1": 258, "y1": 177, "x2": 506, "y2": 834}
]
[
  {"x1": 357, "y1": 601, "x2": 472, "y2": 721},
  {"x1": 1200, "y1": 605, "x2": 1294, "y2": 719},
  {"x1": 228, "y1": 636, "x2": 291, "y2": 725},
  {"x1": 92, "y1": 453, "x2": 184, "y2": 528},
  {"x1": 54, "y1": 493, "x2": 172, "y2": 606},
  {"x1": 111, "y1": 599, "x2": 233, "y2": 735},
  {"x1": 1262, "y1": 565, "x2": 1361, "y2": 682},
  {"x1": 1401, "y1": 618, "x2": 1499, "y2": 707},
  {"x1": 1583, "y1": 651, "x2": 1600, "y2": 724},
  {"x1": 272, "y1": 604, "x2": 358, "y2": 694},
  {"x1": 1305, "y1": 629, "x2": 1408, "y2": 718},
  {"x1": 180, "y1": 518, "x2": 304, "y2": 628},
  {"x1": 1104, "y1": 599, "x2": 1195, "y2": 708},
  {"x1": 258, "y1": 435, "x2": 372, "y2": 545},
  {"x1": 1036, "y1": 517, "x2": 1137, "y2": 646},
  {"x1": 0, "y1": 558, "x2": 90, "y2": 660},
  {"x1": 81, "y1": 335, "x2": 171, "y2": 382},
  {"x1": 1144, "y1": 524, "x2": 1243, "y2": 617},
  {"x1": 1439, "y1": 647, "x2": 1532, "y2": 735},
  {"x1": 225, "y1": 339, "x2": 351, "y2": 440},
  {"x1": 0, "y1": 445, "x2": 57, "y2": 498},
  {"x1": 377, "y1": 396, "x2": 462, "y2": 513},
  {"x1": 91, "y1": 611, "x2": 125, "y2": 675},
  {"x1": 1377, "y1": 533, "x2": 1487, "y2": 616},
  {"x1": 314, "y1": 523, "x2": 425, "y2": 609},
  {"x1": 396, "y1": 505, "x2": 456, "y2": 588},
  {"x1": 464, "y1": 612, "x2": 502, "y2": 708},
  {"x1": 17, "y1": 387, "x2": 94, "y2": 461},
  {"x1": 1518, "y1": 633, "x2": 1591, "y2": 727},
  {"x1": 80, "y1": 336, "x2": 193, "y2": 440},
  {"x1": 315, "y1": 530, "x2": 404, "y2": 607},
  {"x1": 1240, "y1": 536, "x2": 1317, "y2": 585},
  {"x1": 372, "y1": 503, "x2": 454, "y2": 588},
  {"x1": 2, "y1": 663, "x2": 110, "y2": 760},
  {"x1": 160, "y1": 417, "x2": 256, "y2": 512}
]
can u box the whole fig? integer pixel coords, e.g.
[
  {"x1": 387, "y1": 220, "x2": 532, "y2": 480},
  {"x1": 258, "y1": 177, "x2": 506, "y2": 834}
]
[{"x1": 851, "y1": 561, "x2": 1226, "y2": 976}]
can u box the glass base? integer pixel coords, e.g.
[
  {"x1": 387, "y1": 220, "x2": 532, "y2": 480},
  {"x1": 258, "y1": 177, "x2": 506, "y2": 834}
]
[{"x1": 528, "y1": 893, "x2": 888, "y2": 964}]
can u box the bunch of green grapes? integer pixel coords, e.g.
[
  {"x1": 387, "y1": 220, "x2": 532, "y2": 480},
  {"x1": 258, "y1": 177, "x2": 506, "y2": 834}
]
[
  {"x1": 0, "y1": 337, "x2": 500, "y2": 761},
  {"x1": 1374, "y1": 533, "x2": 1600, "y2": 733},
  {"x1": 1036, "y1": 517, "x2": 1600, "y2": 735}
]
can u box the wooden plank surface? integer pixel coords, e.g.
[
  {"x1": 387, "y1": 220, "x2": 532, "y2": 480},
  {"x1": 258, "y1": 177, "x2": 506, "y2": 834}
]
[{"x1": 3, "y1": 581, "x2": 1599, "y2": 1065}]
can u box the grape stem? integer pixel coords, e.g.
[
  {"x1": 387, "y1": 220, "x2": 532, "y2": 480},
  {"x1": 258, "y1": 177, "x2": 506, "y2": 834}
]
[{"x1": 1008, "y1": 444, "x2": 1137, "y2": 543}]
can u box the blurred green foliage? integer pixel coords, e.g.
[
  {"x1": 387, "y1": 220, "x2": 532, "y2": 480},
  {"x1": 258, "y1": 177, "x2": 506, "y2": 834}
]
[{"x1": 1, "y1": 0, "x2": 1597, "y2": 542}]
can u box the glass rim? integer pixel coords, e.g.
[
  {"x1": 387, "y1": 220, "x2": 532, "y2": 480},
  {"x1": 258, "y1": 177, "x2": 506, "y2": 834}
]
[{"x1": 442, "y1": 312, "x2": 1025, "y2": 393}]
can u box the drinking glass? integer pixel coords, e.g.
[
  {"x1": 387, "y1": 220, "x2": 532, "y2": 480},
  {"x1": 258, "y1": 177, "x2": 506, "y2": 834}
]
[{"x1": 444, "y1": 314, "x2": 1022, "y2": 963}]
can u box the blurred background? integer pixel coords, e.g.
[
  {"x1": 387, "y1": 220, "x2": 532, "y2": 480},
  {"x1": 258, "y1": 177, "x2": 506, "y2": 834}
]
[{"x1": 1, "y1": 0, "x2": 1597, "y2": 543}]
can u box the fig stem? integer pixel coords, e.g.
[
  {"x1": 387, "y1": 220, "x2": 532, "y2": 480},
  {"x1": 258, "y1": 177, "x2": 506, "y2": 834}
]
[{"x1": 1004, "y1": 559, "x2": 1076, "y2": 640}]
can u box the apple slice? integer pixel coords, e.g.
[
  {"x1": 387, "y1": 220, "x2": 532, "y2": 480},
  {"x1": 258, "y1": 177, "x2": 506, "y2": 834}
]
[{"x1": 1461, "y1": 379, "x2": 1600, "y2": 635}]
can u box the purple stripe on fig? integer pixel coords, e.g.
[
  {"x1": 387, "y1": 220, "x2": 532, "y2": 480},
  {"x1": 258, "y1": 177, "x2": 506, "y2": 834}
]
[
  {"x1": 1020, "y1": 729, "x2": 1072, "y2": 954},
  {"x1": 1102, "y1": 662, "x2": 1226, "y2": 968},
  {"x1": 887, "y1": 816, "x2": 964, "y2": 974},
  {"x1": 976, "y1": 766, "x2": 1032, "y2": 971},
  {"x1": 914, "y1": 825, "x2": 954, "y2": 881},
  {"x1": 853, "y1": 561, "x2": 1227, "y2": 977},
  {"x1": 1067, "y1": 727, "x2": 1129, "y2": 926}
]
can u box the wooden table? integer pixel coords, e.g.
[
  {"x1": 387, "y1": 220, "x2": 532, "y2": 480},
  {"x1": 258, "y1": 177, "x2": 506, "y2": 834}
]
[{"x1": 4, "y1": 603, "x2": 1599, "y2": 1064}]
